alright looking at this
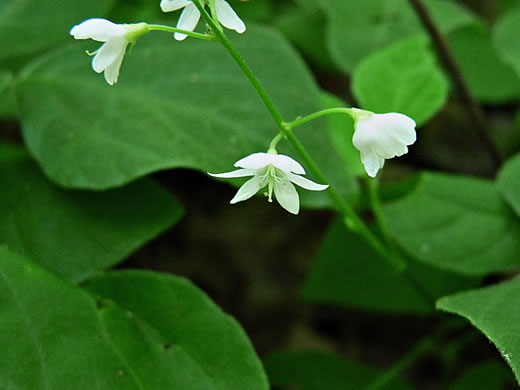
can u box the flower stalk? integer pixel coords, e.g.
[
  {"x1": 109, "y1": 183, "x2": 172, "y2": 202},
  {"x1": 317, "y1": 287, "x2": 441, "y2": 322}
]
[{"x1": 193, "y1": 0, "x2": 410, "y2": 270}]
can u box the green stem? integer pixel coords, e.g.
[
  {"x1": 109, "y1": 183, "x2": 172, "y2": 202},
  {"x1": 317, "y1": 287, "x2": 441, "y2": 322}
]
[
  {"x1": 191, "y1": 0, "x2": 286, "y2": 128},
  {"x1": 148, "y1": 24, "x2": 216, "y2": 41},
  {"x1": 193, "y1": 0, "x2": 406, "y2": 271},
  {"x1": 284, "y1": 128, "x2": 401, "y2": 266},
  {"x1": 367, "y1": 178, "x2": 393, "y2": 248},
  {"x1": 269, "y1": 132, "x2": 285, "y2": 151},
  {"x1": 286, "y1": 107, "x2": 354, "y2": 129},
  {"x1": 207, "y1": 0, "x2": 223, "y2": 31}
]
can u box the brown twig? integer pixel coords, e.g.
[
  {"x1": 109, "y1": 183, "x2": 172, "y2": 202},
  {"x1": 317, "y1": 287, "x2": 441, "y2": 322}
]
[{"x1": 408, "y1": 0, "x2": 503, "y2": 169}]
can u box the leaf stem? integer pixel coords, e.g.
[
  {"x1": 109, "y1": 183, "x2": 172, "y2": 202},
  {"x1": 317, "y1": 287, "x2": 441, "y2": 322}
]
[
  {"x1": 286, "y1": 107, "x2": 354, "y2": 129},
  {"x1": 148, "y1": 24, "x2": 216, "y2": 41},
  {"x1": 407, "y1": 0, "x2": 503, "y2": 168}
]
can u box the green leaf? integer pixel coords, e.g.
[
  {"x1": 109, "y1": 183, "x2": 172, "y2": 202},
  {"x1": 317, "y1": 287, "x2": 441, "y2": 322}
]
[
  {"x1": 264, "y1": 349, "x2": 412, "y2": 390},
  {"x1": 493, "y1": 7, "x2": 520, "y2": 79},
  {"x1": 86, "y1": 271, "x2": 269, "y2": 390},
  {"x1": 497, "y1": 153, "x2": 520, "y2": 217},
  {"x1": 0, "y1": 70, "x2": 16, "y2": 118},
  {"x1": 227, "y1": 0, "x2": 274, "y2": 23},
  {"x1": 17, "y1": 25, "x2": 356, "y2": 207},
  {"x1": 0, "y1": 246, "x2": 263, "y2": 389},
  {"x1": 322, "y1": 92, "x2": 365, "y2": 177},
  {"x1": 302, "y1": 219, "x2": 478, "y2": 314},
  {"x1": 321, "y1": 0, "x2": 476, "y2": 73},
  {"x1": 275, "y1": 5, "x2": 335, "y2": 70},
  {"x1": 448, "y1": 360, "x2": 514, "y2": 390},
  {"x1": 352, "y1": 36, "x2": 449, "y2": 125},
  {"x1": 0, "y1": 143, "x2": 182, "y2": 282},
  {"x1": 447, "y1": 24, "x2": 520, "y2": 103},
  {"x1": 0, "y1": 0, "x2": 114, "y2": 63},
  {"x1": 384, "y1": 172, "x2": 520, "y2": 275},
  {"x1": 437, "y1": 276, "x2": 520, "y2": 384},
  {"x1": 303, "y1": 220, "x2": 430, "y2": 313}
]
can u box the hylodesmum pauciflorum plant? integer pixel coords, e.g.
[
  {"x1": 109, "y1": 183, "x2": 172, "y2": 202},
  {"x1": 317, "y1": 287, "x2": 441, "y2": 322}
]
[
  {"x1": 59, "y1": 0, "x2": 520, "y2": 387},
  {"x1": 69, "y1": 0, "x2": 416, "y2": 254}
]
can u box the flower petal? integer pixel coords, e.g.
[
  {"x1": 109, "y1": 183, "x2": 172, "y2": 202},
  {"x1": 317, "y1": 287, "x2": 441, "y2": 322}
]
[
  {"x1": 103, "y1": 44, "x2": 127, "y2": 85},
  {"x1": 234, "y1": 152, "x2": 271, "y2": 169},
  {"x1": 269, "y1": 154, "x2": 306, "y2": 174},
  {"x1": 235, "y1": 153, "x2": 305, "y2": 174},
  {"x1": 360, "y1": 149, "x2": 385, "y2": 178},
  {"x1": 354, "y1": 112, "x2": 416, "y2": 159},
  {"x1": 214, "y1": 0, "x2": 246, "y2": 33},
  {"x1": 160, "y1": 0, "x2": 192, "y2": 12},
  {"x1": 208, "y1": 168, "x2": 256, "y2": 178},
  {"x1": 174, "y1": 3, "x2": 201, "y2": 40},
  {"x1": 92, "y1": 38, "x2": 127, "y2": 73},
  {"x1": 230, "y1": 175, "x2": 263, "y2": 204},
  {"x1": 274, "y1": 178, "x2": 299, "y2": 214},
  {"x1": 286, "y1": 172, "x2": 329, "y2": 191},
  {"x1": 70, "y1": 18, "x2": 125, "y2": 42}
]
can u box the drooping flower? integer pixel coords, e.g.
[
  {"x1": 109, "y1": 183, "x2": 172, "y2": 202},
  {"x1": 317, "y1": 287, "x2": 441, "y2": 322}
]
[
  {"x1": 351, "y1": 109, "x2": 417, "y2": 178},
  {"x1": 160, "y1": 0, "x2": 246, "y2": 41},
  {"x1": 209, "y1": 152, "x2": 328, "y2": 214},
  {"x1": 70, "y1": 19, "x2": 149, "y2": 85}
]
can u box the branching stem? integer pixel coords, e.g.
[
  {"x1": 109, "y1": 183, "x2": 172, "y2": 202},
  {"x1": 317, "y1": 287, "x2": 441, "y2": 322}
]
[{"x1": 407, "y1": 0, "x2": 503, "y2": 168}]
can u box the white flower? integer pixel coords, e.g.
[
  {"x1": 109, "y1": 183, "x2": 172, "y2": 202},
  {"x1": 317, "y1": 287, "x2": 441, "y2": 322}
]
[
  {"x1": 70, "y1": 19, "x2": 149, "y2": 85},
  {"x1": 351, "y1": 109, "x2": 417, "y2": 178},
  {"x1": 209, "y1": 152, "x2": 328, "y2": 215},
  {"x1": 160, "y1": 0, "x2": 246, "y2": 41}
]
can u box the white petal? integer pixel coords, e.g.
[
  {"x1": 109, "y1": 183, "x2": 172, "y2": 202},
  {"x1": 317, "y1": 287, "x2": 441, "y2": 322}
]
[
  {"x1": 92, "y1": 38, "x2": 127, "y2": 73},
  {"x1": 174, "y1": 3, "x2": 201, "y2": 40},
  {"x1": 70, "y1": 18, "x2": 125, "y2": 42},
  {"x1": 360, "y1": 149, "x2": 385, "y2": 178},
  {"x1": 160, "y1": 0, "x2": 192, "y2": 12},
  {"x1": 235, "y1": 153, "x2": 305, "y2": 174},
  {"x1": 286, "y1": 172, "x2": 329, "y2": 191},
  {"x1": 208, "y1": 168, "x2": 256, "y2": 178},
  {"x1": 354, "y1": 112, "x2": 416, "y2": 159},
  {"x1": 214, "y1": 0, "x2": 246, "y2": 33},
  {"x1": 103, "y1": 45, "x2": 127, "y2": 85},
  {"x1": 274, "y1": 179, "x2": 299, "y2": 215},
  {"x1": 234, "y1": 152, "x2": 272, "y2": 169},
  {"x1": 269, "y1": 154, "x2": 306, "y2": 174},
  {"x1": 230, "y1": 175, "x2": 263, "y2": 204}
]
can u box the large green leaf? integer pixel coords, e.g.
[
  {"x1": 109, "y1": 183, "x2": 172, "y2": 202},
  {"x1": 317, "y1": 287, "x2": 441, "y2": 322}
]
[
  {"x1": 0, "y1": 0, "x2": 114, "y2": 62},
  {"x1": 352, "y1": 36, "x2": 449, "y2": 125},
  {"x1": 264, "y1": 349, "x2": 412, "y2": 390},
  {"x1": 437, "y1": 277, "x2": 520, "y2": 384},
  {"x1": 497, "y1": 152, "x2": 520, "y2": 217},
  {"x1": 384, "y1": 172, "x2": 520, "y2": 274},
  {"x1": 16, "y1": 25, "x2": 355, "y2": 208},
  {"x1": 275, "y1": 4, "x2": 335, "y2": 70},
  {"x1": 0, "y1": 246, "x2": 266, "y2": 389},
  {"x1": 86, "y1": 271, "x2": 269, "y2": 390},
  {"x1": 493, "y1": 7, "x2": 520, "y2": 79},
  {"x1": 447, "y1": 24, "x2": 520, "y2": 103},
  {"x1": 321, "y1": 0, "x2": 476, "y2": 73},
  {"x1": 302, "y1": 219, "x2": 478, "y2": 314},
  {"x1": 0, "y1": 143, "x2": 182, "y2": 282}
]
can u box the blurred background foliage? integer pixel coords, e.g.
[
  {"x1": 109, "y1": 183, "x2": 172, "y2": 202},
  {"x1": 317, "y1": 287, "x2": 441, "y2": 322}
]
[{"x1": 1, "y1": 0, "x2": 520, "y2": 388}]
